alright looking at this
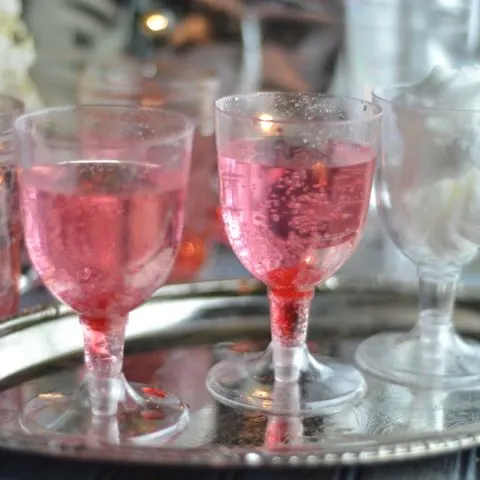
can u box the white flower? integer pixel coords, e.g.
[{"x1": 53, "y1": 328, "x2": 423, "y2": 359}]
[
  {"x1": 0, "y1": 0, "x2": 43, "y2": 109},
  {"x1": 0, "y1": 0, "x2": 20, "y2": 17}
]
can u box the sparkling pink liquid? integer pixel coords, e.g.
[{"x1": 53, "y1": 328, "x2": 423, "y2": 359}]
[
  {"x1": 219, "y1": 138, "x2": 375, "y2": 294},
  {"x1": 168, "y1": 130, "x2": 217, "y2": 283},
  {"x1": 0, "y1": 163, "x2": 20, "y2": 318},
  {"x1": 20, "y1": 160, "x2": 185, "y2": 330}
]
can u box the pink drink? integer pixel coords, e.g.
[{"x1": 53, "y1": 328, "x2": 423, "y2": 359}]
[
  {"x1": 168, "y1": 130, "x2": 216, "y2": 283},
  {"x1": 20, "y1": 160, "x2": 185, "y2": 331},
  {"x1": 0, "y1": 163, "x2": 20, "y2": 318},
  {"x1": 219, "y1": 138, "x2": 375, "y2": 294}
]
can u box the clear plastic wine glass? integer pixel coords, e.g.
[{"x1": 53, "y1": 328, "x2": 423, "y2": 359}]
[
  {"x1": 15, "y1": 105, "x2": 194, "y2": 441},
  {"x1": 79, "y1": 59, "x2": 222, "y2": 282},
  {"x1": 206, "y1": 92, "x2": 382, "y2": 414},
  {"x1": 355, "y1": 86, "x2": 480, "y2": 388}
]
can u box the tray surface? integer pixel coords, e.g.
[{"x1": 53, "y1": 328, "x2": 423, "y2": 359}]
[{"x1": 1, "y1": 280, "x2": 480, "y2": 467}]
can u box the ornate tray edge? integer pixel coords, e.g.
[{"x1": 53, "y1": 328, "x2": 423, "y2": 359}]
[{"x1": 0, "y1": 426, "x2": 477, "y2": 467}]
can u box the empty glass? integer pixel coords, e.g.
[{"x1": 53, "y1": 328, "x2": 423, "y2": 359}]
[
  {"x1": 16, "y1": 105, "x2": 194, "y2": 440},
  {"x1": 206, "y1": 92, "x2": 382, "y2": 414},
  {"x1": 356, "y1": 86, "x2": 480, "y2": 388}
]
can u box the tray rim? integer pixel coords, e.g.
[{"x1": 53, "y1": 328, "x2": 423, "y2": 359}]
[
  {"x1": 0, "y1": 423, "x2": 478, "y2": 468},
  {"x1": 2, "y1": 279, "x2": 480, "y2": 467}
]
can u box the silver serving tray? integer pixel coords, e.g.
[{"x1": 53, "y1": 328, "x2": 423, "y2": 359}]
[{"x1": 1, "y1": 279, "x2": 480, "y2": 467}]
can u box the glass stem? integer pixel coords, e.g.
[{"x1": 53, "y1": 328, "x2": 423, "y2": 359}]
[
  {"x1": 417, "y1": 268, "x2": 459, "y2": 345},
  {"x1": 268, "y1": 289, "x2": 313, "y2": 383},
  {"x1": 80, "y1": 314, "x2": 127, "y2": 417}
]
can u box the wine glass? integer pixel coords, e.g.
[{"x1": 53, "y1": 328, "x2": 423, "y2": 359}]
[
  {"x1": 141, "y1": 69, "x2": 221, "y2": 282},
  {"x1": 356, "y1": 86, "x2": 480, "y2": 388},
  {"x1": 15, "y1": 105, "x2": 194, "y2": 440},
  {"x1": 206, "y1": 92, "x2": 382, "y2": 414},
  {"x1": 79, "y1": 58, "x2": 221, "y2": 282}
]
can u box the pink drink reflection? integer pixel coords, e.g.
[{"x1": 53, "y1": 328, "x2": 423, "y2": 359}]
[{"x1": 264, "y1": 382, "x2": 303, "y2": 451}]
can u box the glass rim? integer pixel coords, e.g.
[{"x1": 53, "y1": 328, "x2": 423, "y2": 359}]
[
  {"x1": 372, "y1": 84, "x2": 480, "y2": 113},
  {"x1": 81, "y1": 73, "x2": 220, "y2": 92},
  {"x1": 14, "y1": 104, "x2": 196, "y2": 140},
  {"x1": 214, "y1": 92, "x2": 383, "y2": 126},
  {"x1": 140, "y1": 71, "x2": 219, "y2": 90},
  {"x1": 82, "y1": 60, "x2": 220, "y2": 91}
]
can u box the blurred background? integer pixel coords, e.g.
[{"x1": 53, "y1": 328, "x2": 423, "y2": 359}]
[{"x1": 6, "y1": 0, "x2": 480, "y2": 291}]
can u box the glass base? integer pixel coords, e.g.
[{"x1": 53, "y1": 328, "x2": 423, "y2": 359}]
[
  {"x1": 355, "y1": 329, "x2": 480, "y2": 389},
  {"x1": 206, "y1": 343, "x2": 365, "y2": 415},
  {"x1": 20, "y1": 374, "x2": 189, "y2": 444}
]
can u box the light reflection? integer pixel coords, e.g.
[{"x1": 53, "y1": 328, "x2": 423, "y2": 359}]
[
  {"x1": 257, "y1": 113, "x2": 275, "y2": 133},
  {"x1": 39, "y1": 393, "x2": 64, "y2": 400},
  {"x1": 261, "y1": 399, "x2": 272, "y2": 409},
  {"x1": 304, "y1": 255, "x2": 314, "y2": 265},
  {"x1": 144, "y1": 13, "x2": 169, "y2": 32},
  {"x1": 313, "y1": 161, "x2": 327, "y2": 186},
  {"x1": 251, "y1": 388, "x2": 269, "y2": 399}
]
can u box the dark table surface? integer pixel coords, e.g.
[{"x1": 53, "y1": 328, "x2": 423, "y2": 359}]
[{"x1": 0, "y1": 448, "x2": 477, "y2": 479}]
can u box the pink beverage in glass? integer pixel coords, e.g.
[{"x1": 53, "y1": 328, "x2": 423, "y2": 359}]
[
  {"x1": 0, "y1": 95, "x2": 24, "y2": 318},
  {"x1": 219, "y1": 138, "x2": 374, "y2": 341},
  {"x1": 168, "y1": 130, "x2": 216, "y2": 283},
  {"x1": 20, "y1": 160, "x2": 185, "y2": 333},
  {"x1": 140, "y1": 71, "x2": 220, "y2": 282},
  {"x1": 0, "y1": 162, "x2": 20, "y2": 317},
  {"x1": 264, "y1": 382, "x2": 303, "y2": 451}
]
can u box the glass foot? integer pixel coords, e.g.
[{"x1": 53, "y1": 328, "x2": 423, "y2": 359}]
[
  {"x1": 20, "y1": 374, "x2": 189, "y2": 444},
  {"x1": 355, "y1": 329, "x2": 480, "y2": 389},
  {"x1": 206, "y1": 343, "x2": 365, "y2": 415}
]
